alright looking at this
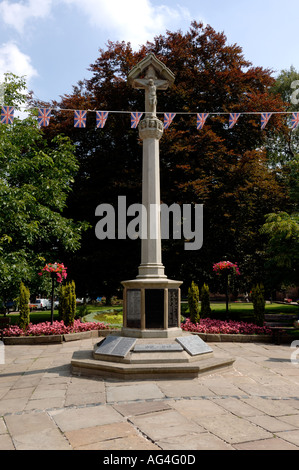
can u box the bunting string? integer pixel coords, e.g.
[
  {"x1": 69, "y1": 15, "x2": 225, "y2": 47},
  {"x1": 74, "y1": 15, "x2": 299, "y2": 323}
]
[{"x1": 1, "y1": 105, "x2": 299, "y2": 131}]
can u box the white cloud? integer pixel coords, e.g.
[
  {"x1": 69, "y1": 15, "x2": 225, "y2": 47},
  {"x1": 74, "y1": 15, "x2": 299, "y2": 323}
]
[
  {"x1": 0, "y1": 0, "x2": 193, "y2": 47},
  {"x1": 0, "y1": 41, "x2": 38, "y2": 82},
  {"x1": 0, "y1": 0, "x2": 52, "y2": 33},
  {"x1": 62, "y1": 0, "x2": 192, "y2": 48}
]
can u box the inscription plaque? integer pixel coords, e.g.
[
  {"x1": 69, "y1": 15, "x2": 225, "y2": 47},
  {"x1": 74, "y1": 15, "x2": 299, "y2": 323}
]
[
  {"x1": 126, "y1": 289, "x2": 141, "y2": 328},
  {"x1": 134, "y1": 343, "x2": 183, "y2": 352},
  {"x1": 176, "y1": 335, "x2": 213, "y2": 356},
  {"x1": 168, "y1": 289, "x2": 178, "y2": 327},
  {"x1": 95, "y1": 336, "x2": 136, "y2": 357},
  {"x1": 145, "y1": 289, "x2": 164, "y2": 329}
]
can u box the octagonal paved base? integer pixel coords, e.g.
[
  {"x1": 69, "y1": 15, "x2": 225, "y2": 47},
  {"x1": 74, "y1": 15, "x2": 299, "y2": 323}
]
[{"x1": 71, "y1": 333, "x2": 235, "y2": 380}]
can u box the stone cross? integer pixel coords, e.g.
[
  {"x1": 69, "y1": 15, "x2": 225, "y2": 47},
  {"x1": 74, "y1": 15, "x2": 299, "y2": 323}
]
[
  {"x1": 121, "y1": 55, "x2": 182, "y2": 336},
  {"x1": 132, "y1": 65, "x2": 169, "y2": 118},
  {"x1": 128, "y1": 54, "x2": 175, "y2": 279}
]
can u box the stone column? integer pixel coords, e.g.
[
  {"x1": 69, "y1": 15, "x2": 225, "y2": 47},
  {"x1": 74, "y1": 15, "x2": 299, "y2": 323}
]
[{"x1": 137, "y1": 116, "x2": 166, "y2": 279}]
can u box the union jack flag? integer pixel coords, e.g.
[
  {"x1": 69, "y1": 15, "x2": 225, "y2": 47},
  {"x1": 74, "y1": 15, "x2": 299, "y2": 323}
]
[
  {"x1": 38, "y1": 108, "x2": 51, "y2": 127},
  {"x1": 74, "y1": 110, "x2": 87, "y2": 128},
  {"x1": 229, "y1": 113, "x2": 240, "y2": 129},
  {"x1": 291, "y1": 113, "x2": 299, "y2": 129},
  {"x1": 131, "y1": 112, "x2": 143, "y2": 128},
  {"x1": 1, "y1": 106, "x2": 14, "y2": 125},
  {"x1": 96, "y1": 111, "x2": 108, "y2": 128},
  {"x1": 164, "y1": 113, "x2": 176, "y2": 129},
  {"x1": 197, "y1": 113, "x2": 209, "y2": 130},
  {"x1": 261, "y1": 112, "x2": 272, "y2": 130}
]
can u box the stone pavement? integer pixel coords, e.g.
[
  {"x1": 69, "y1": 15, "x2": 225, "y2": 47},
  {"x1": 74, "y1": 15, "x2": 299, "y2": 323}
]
[{"x1": 1, "y1": 337, "x2": 299, "y2": 450}]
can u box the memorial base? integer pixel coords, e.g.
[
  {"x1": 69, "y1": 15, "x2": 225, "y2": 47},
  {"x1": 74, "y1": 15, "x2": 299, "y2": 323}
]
[
  {"x1": 71, "y1": 332, "x2": 235, "y2": 380},
  {"x1": 121, "y1": 278, "x2": 183, "y2": 332}
]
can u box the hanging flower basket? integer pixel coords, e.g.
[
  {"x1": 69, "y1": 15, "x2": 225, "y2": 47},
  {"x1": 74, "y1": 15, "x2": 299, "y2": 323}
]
[
  {"x1": 38, "y1": 262, "x2": 67, "y2": 324},
  {"x1": 38, "y1": 262, "x2": 67, "y2": 283},
  {"x1": 213, "y1": 261, "x2": 240, "y2": 276},
  {"x1": 213, "y1": 261, "x2": 241, "y2": 319}
]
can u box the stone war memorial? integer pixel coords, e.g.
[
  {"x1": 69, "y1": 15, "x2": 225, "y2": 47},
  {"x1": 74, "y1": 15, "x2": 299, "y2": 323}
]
[{"x1": 71, "y1": 54, "x2": 235, "y2": 379}]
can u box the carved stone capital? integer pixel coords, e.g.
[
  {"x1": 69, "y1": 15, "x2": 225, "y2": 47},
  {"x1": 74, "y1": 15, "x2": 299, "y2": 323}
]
[{"x1": 138, "y1": 117, "x2": 164, "y2": 140}]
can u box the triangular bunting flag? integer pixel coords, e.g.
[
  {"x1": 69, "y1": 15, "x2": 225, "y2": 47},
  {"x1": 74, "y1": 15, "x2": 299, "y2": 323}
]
[
  {"x1": 291, "y1": 113, "x2": 299, "y2": 129},
  {"x1": 96, "y1": 111, "x2": 109, "y2": 128},
  {"x1": 197, "y1": 113, "x2": 209, "y2": 130},
  {"x1": 131, "y1": 112, "x2": 143, "y2": 128},
  {"x1": 1, "y1": 106, "x2": 14, "y2": 125},
  {"x1": 164, "y1": 113, "x2": 176, "y2": 129},
  {"x1": 38, "y1": 108, "x2": 51, "y2": 127},
  {"x1": 261, "y1": 112, "x2": 272, "y2": 130},
  {"x1": 74, "y1": 110, "x2": 87, "y2": 128},
  {"x1": 229, "y1": 113, "x2": 240, "y2": 129}
]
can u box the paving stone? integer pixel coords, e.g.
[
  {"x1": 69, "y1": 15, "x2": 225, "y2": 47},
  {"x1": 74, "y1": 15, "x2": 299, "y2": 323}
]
[
  {"x1": 130, "y1": 409, "x2": 206, "y2": 441},
  {"x1": 25, "y1": 396, "x2": 65, "y2": 411},
  {"x1": 74, "y1": 434, "x2": 159, "y2": 450},
  {"x1": 213, "y1": 397, "x2": 264, "y2": 417},
  {"x1": 242, "y1": 397, "x2": 299, "y2": 417},
  {"x1": 157, "y1": 380, "x2": 215, "y2": 398},
  {"x1": 248, "y1": 415, "x2": 298, "y2": 432},
  {"x1": 0, "y1": 417, "x2": 7, "y2": 434},
  {"x1": 234, "y1": 437, "x2": 299, "y2": 450},
  {"x1": 12, "y1": 428, "x2": 71, "y2": 450},
  {"x1": 2, "y1": 387, "x2": 35, "y2": 400},
  {"x1": 169, "y1": 398, "x2": 227, "y2": 421},
  {"x1": 64, "y1": 391, "x2": 106, "y2": 407},
  {"x1": 31, "y1": 386, "x2": 66, "y2": 400},
  {"x1": 65, "y1": 422, "x2": 140, "y2": 448},
  {"x1": 275, "y1": 430, "x2": 299, "y2": 447},
  {"x1": 197, "y1": 413, "x2": 272, "y2": 444},
  {"x1": 49, "y1": 404, "x2": 124, "y2": 432},
  {"x1": 0, "y1": 434, "x2": 15, "y2": 450},
  {"x1": 106, "y1": 383, "x2": 165, "y2": 403},
  {"x1": 157, "y1": 432, "x2": 234, "y2": 450},
  {"x1": 113, "y1": 400, "x2": 171, "y2": 417},
  {"x1": 0, "y1": 397, "x2": 29, "y2": 415},
  {"x1": 5, "y1": 410, "x2": 56, "y2": 435},
  {"x1": 278, "y1": 414, "x2": 299, "y2": 427}
]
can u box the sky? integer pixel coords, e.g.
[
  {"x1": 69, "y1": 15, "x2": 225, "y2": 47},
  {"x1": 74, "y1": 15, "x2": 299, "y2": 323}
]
[{"x1": 0, "y1": 0, "x2": 299, "y2": 104}]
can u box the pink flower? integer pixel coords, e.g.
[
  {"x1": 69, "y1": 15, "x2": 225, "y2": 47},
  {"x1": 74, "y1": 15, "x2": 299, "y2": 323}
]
[
  {"x1": 39, "y1": 262, "x2": 68, "y2": 283},
  {"x1": 213, "y1": 261, "x2": 240, "y2": 276}
]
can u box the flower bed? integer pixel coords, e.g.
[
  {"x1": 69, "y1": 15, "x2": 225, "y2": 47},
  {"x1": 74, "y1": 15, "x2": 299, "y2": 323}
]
[
  {"x1": 181, "y1": 317, "x2": 272, "y2": 335},
  {"x1": 3, "y1": 317, "x2": 272, "y2": 338},
  {"x1": 2, "y1": 319, "x2": 109, "y2": 337}
]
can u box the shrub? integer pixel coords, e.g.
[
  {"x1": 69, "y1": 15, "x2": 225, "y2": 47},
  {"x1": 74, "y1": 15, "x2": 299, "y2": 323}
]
[
  {"x1": 251, "y1": 284, "x2": 265, "y2": 326},
  {"x1": 18, "y1": 282, "x2": 30, "y2": 330},
  {"x1": 200, "y1": 284, "x2": 211, "y2": 318},
  {"x1": 188, "y1": 281, "x2": 200, "y2": 324},
  {"x1": 59, "y1": 280, "x2": 76, "y2": 326}
]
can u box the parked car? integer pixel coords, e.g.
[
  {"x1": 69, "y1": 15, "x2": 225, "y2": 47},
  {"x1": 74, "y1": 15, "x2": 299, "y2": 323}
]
[{"x1": 30, "y1": 299, "x2": 51, "y2": 310}]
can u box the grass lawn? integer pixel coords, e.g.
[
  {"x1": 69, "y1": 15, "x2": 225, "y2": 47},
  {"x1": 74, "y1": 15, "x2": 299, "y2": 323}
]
[{"x1": 4, "y1": 302, "x2": 298, "y2": 329}]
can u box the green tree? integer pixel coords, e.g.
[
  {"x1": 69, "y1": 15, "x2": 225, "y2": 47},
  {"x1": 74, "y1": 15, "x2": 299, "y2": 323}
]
[
  {"x1": 0, "y1": 73, "x2": 88, "y2": 304},
  {"x1": 261, "y1": 67, "x2": 299, "y2": 290},
  {"x1": 18, "y1": 282, "x2": 30, "y2": 330},
  {"x1": 188, "y1": 281, "x2": 200, "y2": 324},
  {"x1": 32, "y1": 23, "x2": 287, "y2": 295},
  {"x1": 200, "y1": 284, "x2": 211, "y2": 318}
]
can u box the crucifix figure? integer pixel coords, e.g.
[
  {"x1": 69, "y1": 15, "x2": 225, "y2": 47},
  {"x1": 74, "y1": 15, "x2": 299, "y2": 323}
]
[{"x1": 133, "y1": 65, "x2": 169, "y2": 118}]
